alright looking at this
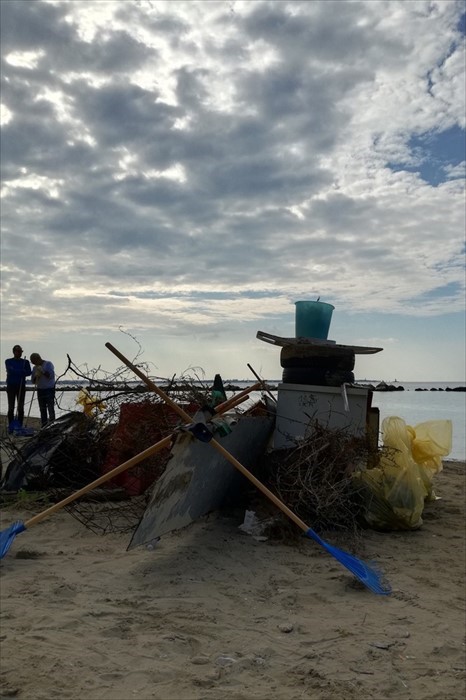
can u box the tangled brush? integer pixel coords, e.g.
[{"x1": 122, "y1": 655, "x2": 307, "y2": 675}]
[{"x1": 259, "y1": 421, "x2": 377, "y2": 545}]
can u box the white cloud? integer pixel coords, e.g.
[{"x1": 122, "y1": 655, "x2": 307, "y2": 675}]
[
  {"x1": 0, "y1": 103, "x2": 13, "y2": 126},
  {"x1": 0, "y1": 0, "x2": 464, "y2": 379},
  {"x1": 5, "y1": 49, "x2": 45, "y2": 69},
  {"x1": 443, "y1": 161, "x2": 466, "y2": 179}
]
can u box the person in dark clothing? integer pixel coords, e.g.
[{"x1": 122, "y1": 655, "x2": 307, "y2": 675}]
[{"x1": 5, "y1": 344, "x2": 32, "y2": 430}]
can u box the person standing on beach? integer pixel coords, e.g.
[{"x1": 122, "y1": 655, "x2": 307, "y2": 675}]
[
  {"x1": 5, "y1": 344, "x2": 32, "y2": 430},
  {"x1": 30, "y1": 353, "x2": 56, "y2": 426}
]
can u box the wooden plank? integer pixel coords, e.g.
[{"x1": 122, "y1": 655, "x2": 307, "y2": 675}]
[{"x1": 256, "y1": 330, "x2": 383, "y2": 354}]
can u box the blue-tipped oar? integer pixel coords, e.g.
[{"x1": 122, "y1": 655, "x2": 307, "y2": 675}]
[
  {"x1": 211, "y1": 440, "x2": 390, "y2": 595},
  {"x1": 0, "y1": 435, "x2": 173, "y2": 559},
  {"x1": 0, "y1": 388, "x2": 255, "y2": 560},
  {"x1": 105, "y1": 342, "x2": 391, "y2": 595}
]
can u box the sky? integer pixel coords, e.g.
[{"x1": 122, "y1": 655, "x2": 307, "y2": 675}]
[{"x1": 1, "y1": 0, "x2": 465, "y2": 384}]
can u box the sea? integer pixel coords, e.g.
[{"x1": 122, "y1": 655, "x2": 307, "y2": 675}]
[{"x1": 1, "y1": 380, "x2": 465, "y2": 461}]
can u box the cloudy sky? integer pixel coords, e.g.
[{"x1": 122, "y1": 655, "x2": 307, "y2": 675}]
[{"x1": 1, "y1": 0, "x2": 465, "y2": 383}]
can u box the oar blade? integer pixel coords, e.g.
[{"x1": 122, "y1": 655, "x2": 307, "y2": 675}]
[
  {"x1": 0, "y1": 521, "x2": 26, "y2": 559},
  {"x1": 306, "y1": 528, "x2": 391, "y2": 595}
]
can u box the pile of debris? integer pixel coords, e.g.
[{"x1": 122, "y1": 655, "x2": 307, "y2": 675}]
[{"x1": 259, "y1": 423, "x2": 373, "y2": 542}]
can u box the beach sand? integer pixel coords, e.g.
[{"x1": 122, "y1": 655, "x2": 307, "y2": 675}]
[{"x1": 0, "y1": 419, "x2": 464, "y2": 700}]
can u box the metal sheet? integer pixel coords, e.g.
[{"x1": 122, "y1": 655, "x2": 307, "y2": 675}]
[{"x1": 128, "y1": 415, "x2": 275, "y2": 549}]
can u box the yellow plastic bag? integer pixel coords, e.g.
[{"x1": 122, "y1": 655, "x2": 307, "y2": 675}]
[
  {"x1": 354, "y1": 417, "x2": 452, "y2": 530},
  {"x1": 76, "y1": 388, "x2": 106, "y2": 417},
  {"x1": 411, "y1": 420, "x2": 452, "y2": 472}
]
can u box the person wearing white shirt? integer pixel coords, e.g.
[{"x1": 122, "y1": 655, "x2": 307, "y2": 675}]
[{"x1": 30, "y1": 353, "x2": 56, "y2": 426}]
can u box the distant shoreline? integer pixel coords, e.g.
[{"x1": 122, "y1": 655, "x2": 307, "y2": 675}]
[{"x1": 0, "y1": 382, "x2": 465, "y2": 393}]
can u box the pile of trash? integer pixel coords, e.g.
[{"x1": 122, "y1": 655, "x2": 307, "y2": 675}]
[{"x1": 1, "y1": 412, "x2": 105, "y2": 492}]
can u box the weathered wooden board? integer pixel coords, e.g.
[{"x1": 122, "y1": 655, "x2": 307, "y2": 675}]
[{"x1": 256, "y1": 330, "x2": 383, "y2": 354}]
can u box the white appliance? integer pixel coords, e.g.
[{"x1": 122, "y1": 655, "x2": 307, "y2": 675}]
[{"x1": 274, "y1": 383, "x2": 369, "y2": 449}]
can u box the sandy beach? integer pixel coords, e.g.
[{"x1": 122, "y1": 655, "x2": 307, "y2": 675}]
[{"x1": 0, "y1": 424, "x2": 464, "y2": 700}]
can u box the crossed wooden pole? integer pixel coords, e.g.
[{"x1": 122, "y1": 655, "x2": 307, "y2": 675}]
[{"x1": 105, "y1": 342, "x2": 315, "y2": 533}]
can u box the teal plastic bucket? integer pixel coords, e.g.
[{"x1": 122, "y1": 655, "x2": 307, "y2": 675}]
[{"x1": 295, "y1": 300, "x2": 334, "y2": 339}]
